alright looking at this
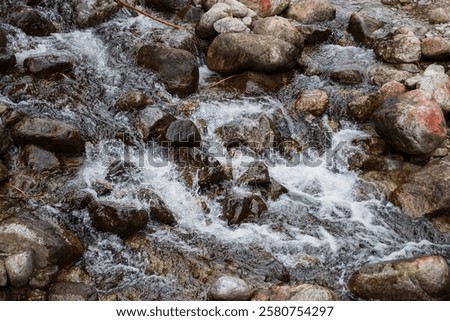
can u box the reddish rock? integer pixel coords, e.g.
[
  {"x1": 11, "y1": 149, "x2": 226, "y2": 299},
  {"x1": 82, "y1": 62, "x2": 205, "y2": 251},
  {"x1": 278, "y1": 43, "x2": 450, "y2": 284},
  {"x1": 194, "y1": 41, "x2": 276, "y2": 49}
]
[
  {"x1": 421, "y1": 37, "x2": 450, "y2": 61},
  {"x1": 291, "y1": 89, "x2": 328, "y2": 116},
  {"x1": 374, "y1": 28, "x2": 421, "y2": 63},
  {"x1": 239, "y1": 0, "x2": 290, "y2": 17}
]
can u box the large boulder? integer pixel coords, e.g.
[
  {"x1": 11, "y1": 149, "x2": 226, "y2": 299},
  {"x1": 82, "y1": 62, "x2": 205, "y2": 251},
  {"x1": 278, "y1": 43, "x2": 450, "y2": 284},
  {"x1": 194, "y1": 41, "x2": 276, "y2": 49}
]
[
  {"x1": 391, "y1": 156, "x2": 450, "y2": 218},
  {"x1": 374, "y1": 27, "x2": 421, "y2": 63},
  {"x1": 347, "y1": 12, "x2": 385, "y2": 47},
  {"x1": 238, "y1": 0, "x2": 289, "y2": 17},
  {"x1": 12, "y1": 118, "x2": 85, "y2": 154},
  {"x1": 9, "y1": 7, "x2": 57, "y2": 37},
  {"x1": 348, "y1": 256, "x2": 450, "y2": 300},
  {"x1": 206, "y1": 33, "x2": 298, "y2": 74},
  {"x1": 416, "y1": 64, "x2": 450, "y2": 113},
  {"x1": 286, "y1": 0, "x2": 336, "y2": 23},
  {"x1": 372, "y1": 89, "x2": 447, "y2": 155},
  {"x1": 208, "y1": 275, "x2": 253, "y2": 300},
  {"x1": 24, "y1": 55, "x2": 76, "y2": 78},
  {"x1": 137, "y1": 45, "x2": 199, "y2": 97},
  {"x1": 252, "y1": 16, "x2": 304, "y2": 49},
  {"x1": 0, "y1": 48, "x2": 16, "y2": 74}
]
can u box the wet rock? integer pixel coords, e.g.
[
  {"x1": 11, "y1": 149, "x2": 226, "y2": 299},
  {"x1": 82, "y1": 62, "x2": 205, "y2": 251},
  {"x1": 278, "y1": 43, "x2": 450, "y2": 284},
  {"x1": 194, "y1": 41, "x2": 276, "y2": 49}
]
[
  {"x1": 12, "y1": 117, "x2": 85, "y2": 154},
  {"x1": 88, "y1": 201, "x2": 149, "y2": 237},
  {"x1": 391, "y1": 156, "x2": 450, "y2": 218},
  {"x1": 196, "y1": 3, "x2": 232, "y2": 38},
  {"x1": 252, "y1": 16, "x2": 304, "y2": 49},
  {"x1": 216, "y1": 71, "x2": 292, "y2": 94},
  {"x1": 206, "y1": 33, "x2": 298, "y2": 75},
  {"x1": 47, "y1": 282, "x2": 98, "y2": 301},
  {"x1": 238, "y1": 0, "x2": 289, "y2": 17},
  {"x1": 286, "y1": 0, "x2": 336, "y2": 24},
  {"x1": 24, "y1": 55, "x2": 75, "y2": 78},
  {"x1": 246, "y1": 115, "x2": 280, "y2": 154},
  {"x1": 367, "y1": 80, "x2": 408, "y2": 114},
  {"x1": 330, "y1": 69, "x2": 364, "y2": 85},
  {"x1": 348, "y1": 256, "x2": 450, "y2": 300},
  {"x1": 208, "y1": 275, "x2": 253, "y2": 300},
  {"x1": 213, "y1": 17, "x2": 250, "y2": 34},
  {"x1": 416, "y1": 64, "x2": 450, "y2": 113},
  {"x1": 223, "y1": 194, "x2": 267, "y2": 225},
  {"x1": 0, "y1": 48, "x2": 16, "y2": 74},
  {"x1": 9, "y1": 7, "x2": 57, "y2": 37},
  {"x1": 164, "y1": 119, "x2": 201, "y2": 148},
  {"x1": 261, "y1": 180, "x2": 288, "y2": 201},
  {"x1": 114, "y1": 91, "x2": 152, "y2": 112},
  {"x1": 0, "y1": 260, "x2": 7, "y2": 287},
  {"x1": 297, "y1": 25, "x2": 332, "y2": 45},
  {"x1": 374, "y1": 27, "x2": 421, "y2": 63},
  {"x1": 177, "y1": 5, "x2": 205, "y2": 23},
  {"x1": 29, "y1": 265, "x2": 59, "y2": 289},
  {"x1": 137, "y1": 189, "x2": 177, "y2": 225},
  {"x1": 348, "y1": 12, "x2": 385, "y2": 47},
  {"x1": 369, "y1": 65, "x2": 412, "y2": 86},
  {"x1": 237, "y1": 161, "x2": 270, "y2": 186},
  {"x1": 145, "y1": 0, "x2": 191, "y2": 12},
  {"x1": 4, "y1": 250, "x2": 34, "y2": 287},
  {"x1": 135, "y1": 107, "x2": 176, "y2": 142},
  {"x1": 73, "y1": 0, "x2": 120, "y2": 28},
  {"x1": 372, "y1": 89, "x2": 447, "y2": 155},
  {"x1": 429, "y1": 8, "x2": 450, "y2": 24},
  {"x1": 137, "y1": 45, "x2": 199, "y2": 97},
  {"x1": 421, "y1": 37, "x2": 450, "y2": 61},
  {"x1": 105, "y1": 160, "x2": 140, "y2": 184},
  {"x1": 204, "y1": 0, "x2": 249, "y2": 18},
  {"x1": 20, "y1": 145, "x2": 61, "y2": 171},
  {"x1": 0, "y1": 161, "x2": 8, "y2": 184},
  {"x1": 258, "y1": 283, "x2": 339, "y2": 301},
  {"x1": 0, "y1": 29, "x2": 6, "y2": 48},
  {"x1": 0, "y1": 214, "x2": 83, "y2": 269}
]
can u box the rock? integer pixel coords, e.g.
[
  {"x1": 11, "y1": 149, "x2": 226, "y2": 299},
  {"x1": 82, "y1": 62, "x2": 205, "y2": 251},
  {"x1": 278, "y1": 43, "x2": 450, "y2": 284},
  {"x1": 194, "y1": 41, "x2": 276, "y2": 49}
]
[
  {"x1": 135, "y1": 107, "x2": 176, "y2": 142},
  {"x1": 73, "y1": 0, "x2": 120, "y2": 28},
  {"x1": 177, "y1": 5, "x2": 205, "y2": 23},
  {"x1": 9, "y1": 7, "x2": 57, "y2": 37},
  {"x1": 330, "y1": 69, "x2": 364, "y2": 84},
  {"x1": 144, "y1": 0, "x2": 191, "y2": 12},
  {"x1": 196, "y1": 3, "x2": 232, "y2": 38},
  {"x1": 105, "y1": 160, "x2": 140, "y2": 184},
  {"x1": 421, "y1": 37, "x2": 450, "y2": 61},
  {"x1": 208, "y1": 276, "x2": 253, "y2": 300},
  {"x1": 222, "y1": 194, "x2": 267, "y2": 225},
  {"x1": 0, "y1": 260, "x2": 7, "y2": 287},
  {"x1": 0, "y1": 29, "x2": 6, "y2": 48},
  {"x1": 368, "y1": 80, "x2": 408, "y2": 114},
  {"x1": 0, "y1": 161, "x2": 8, "y2": 183},
  {"x1": 0, "y1": 48, "x2": 16, "y2": 74},
  {"x1": 216, "y1": 70, "x2": 292, "y2": 94},
  {"x1": 429, "y1": 8, "x2": 450, "y2": 24},
  {"x1": 372, "y1": 89, "x2": 447, "y2": 155},
  {"x1": 416, "y1": 64, "x2": 450, "y2": 113},
  {"x1": 164, "y1": 119, "x2": 201, "y2": 148},
  {"x1": 24, "y1": 55, "x2": 75, "y2": 78},
  {"x1": 114, "y1": 91, "x2": 152, "y2": 112},
  {"x1": 12, "y1": 118, "x2": 85, "y2": 154},
  {"x1": 348, "y1": 12, "x2": 385, "y2": 47},
  {"x1": 261, "y1": 283, "x2": 339, "y2": 301},
  {"x1": 20, "y1": 144, "x2": 61, "y2": 171},
  {"x1": 88, "y1": 201, "x2": 149, "y2": 237},
  {"x1": 0, "y1": 214, "x2": 83, "y2": 269},
  {"x1": 48, "y1": 282, "x2": 98, "y2": 301},
  {"x1": 348, "y1": 256, "x2": 450, "y2": 300},
  {"x1": 404, "y1": 74, "x2": 422, "y2": 89},
  {"x1": 29, "y1": 265, "x2": 59, "y2": 289},
  {"x1": 237, "y1": 161, "x2": 270, "y2": 186},
  {"x1": 238, "y1": 0, "x2": 289, "y2": 17},
  {"x1": 260, "y1": 180, "x2": 288, "y2": 201},
  {"x1": 391, "y1": 156, "x2": 450, "y2": 218},
  {"x1": 215, "y1": 122, "x2": 245, "y2": 148},
  {"x1": 137, "y1": 45, "x2": 199, "y2": 97},
  {"x1": 208, "y1": 0, "x2": 249, "y2": 18},
  {"x1": 4, "y1": 250, "x2": 34, "y2": 287},
  {"x1": 213, "y1": 17, "x2": 250, "y2": 34},
  {"x1": 374, "y1": 28, "x2": 421, "y2": 63},
  {"x1": 297, "y1": 25, "x2": 332, "y2": 45},
  {"x1": 207, "y1": 33, "x2": 298, "y2": 75},
  {"x1": 252, "y1": 16, "x2": 304, "y2": 49},
  {"x1": 137, "y1": 189, "x2": 177, "y2": 225},
  {"x1": 369, "y1": 66, "x2": 413, "y2": 86},
  {"x1": 286, "y1": 0, "x2": 336, "y2": 24}
]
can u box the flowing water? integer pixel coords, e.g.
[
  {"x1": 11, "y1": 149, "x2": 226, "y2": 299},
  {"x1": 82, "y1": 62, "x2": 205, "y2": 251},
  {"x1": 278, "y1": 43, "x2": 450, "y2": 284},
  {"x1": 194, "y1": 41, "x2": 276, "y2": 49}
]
[{"x1": 1, "y1": 0, "x2": 449, "y2": 300}]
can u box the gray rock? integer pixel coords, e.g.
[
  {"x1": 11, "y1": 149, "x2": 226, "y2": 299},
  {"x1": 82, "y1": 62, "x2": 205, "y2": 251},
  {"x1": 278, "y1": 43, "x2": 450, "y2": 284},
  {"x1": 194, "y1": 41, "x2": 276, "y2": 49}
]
[
  {"x1": 20, "y1": 145, "x2": 61, "y2": 171},
  {"x1": 196, "y1": 3, "x2": 232, "y2": 38},
  {"x1": 417, "y1": 64, "x2": 450, "y2": 113},
  {"x1": 4, "y1": 250, "x2": 35, "y2": 287},
  {"x1": 0, "y1": 259, "x2": 7, "y2": 287},
  {"x1": 24, "y1": 55, "x2": 75, "y2": 78},
  {"x1": 0, "y1": 48, "x2": 16, "y2": 74},
  {"x1": 330, "y1": 69, "x2": 364, "y2": 84},
  {"x1": 203, "y1": 0, "x2": 249, "y2": 18},
  {"x1": 164, "y1": 119, "x2": 201, "y2": 148},
  {"x1": 223, "y1": 194, "x2": 267, "y2": 225},
  {"x1": 213, "y1": 17, "x2": 250, "y2": 34},
  {"x1": 374, "y1": 28, "x2": 421, "y2": 63},
  {"x1": 29, "y1": 265, "x2": 59, "y2": 289},
  {"x1": 289, "y1": 284, "x2": 338, "y2": 301},
  {"x1": 237, "y1": 161, "x2": 270, "y2": 186},
  {"x1": 369, "y1": 65, "x2": 413, "y2": 86},
  {"x1": 286, "y1": 0, "x2": 336, "y2": 23},
  {"x1": 429, "y1": 8, "x2": 450, "y2": 24},
  {"x1": 348, "y1": 12, "x2": 385, "y2": 47},
  {"x1": 252, "y1": 16, "x2": 304, "y2": 49},
  {"x1": 134, "y1": 107, "x2": 176, "y2": 142},
  {"x1": 48, "y1": 282, "x2": 98, "y2": 301},
  {"x1": 208, "y1": 276, "x2": 253, "y2": 300},
  {"x1": 72, "y1": 0, "x2": 120, "y2": 28}
]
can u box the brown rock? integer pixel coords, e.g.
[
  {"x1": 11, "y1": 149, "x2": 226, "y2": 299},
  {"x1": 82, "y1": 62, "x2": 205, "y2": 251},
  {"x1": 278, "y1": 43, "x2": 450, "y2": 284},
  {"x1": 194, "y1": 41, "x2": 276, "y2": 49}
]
[
  {"x1": 291, "y1": 89, "x2": 328, "y2": 116},
  {"x1": 47, "y1": 282, "x2": 98, "y2": 301},
  {"x1": 20, "y1": 145, "x2": 61, "y2": 171},
  {"x1": 374, "y1": 28, "x2": 421, "y2": 63},
  {"x1": 421, "y1": 37, "x2": 450, "y2": 61},
  {"x1": 222, "y1": 194, "x2": 267, "y2": 225},
  {"x1": 24, "y1": 55, "x2": 75, "y2": 78},
  {"x1": 9, "y1": 7, "x2": 57, "y2": 37},
  {"x1": 115, "y1": 92, "x2": 152, "y2": 112},
  {"x1": 134, "y1": 107, "x2": 175, "y2": 142},
  {"x1": 137, "y1": 189, "x2": 177, "y2": 225},
  {"x1": 252, "y1": 16, "x2": 304, "y2": 49},
  {"x1": 286, "y1": 0, "x2": 336, "y2": 23},
  {"x1": 348, "y1": 12, "x2": 385, "y2": 47}
]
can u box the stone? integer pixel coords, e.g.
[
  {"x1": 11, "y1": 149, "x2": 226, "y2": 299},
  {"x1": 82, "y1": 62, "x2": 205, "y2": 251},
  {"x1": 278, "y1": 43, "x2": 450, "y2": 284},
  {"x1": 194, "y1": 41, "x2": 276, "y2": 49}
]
[
  {"x1": 73, "y1": 0, "x2": 120, "y2": 28},
  {"x1": 372, "y1": 89, "x2": 447, "y2": 155},
  {"x1": 9, "y1": 7, "x2": 57, "y2": 37},
  {"x1": 0, "y1": 214, "x2": 83, "y2": 269},
  {"x1": 196, "y1": 3, "x2": 232, "y2": 38},
  {"x1": 330, "y1": 69, "x2": 364, "y2": 84},
  {"x1": 164, "y1": 119, "x2": 201, "y2": 148},
  {"x1": 421, "y1": 37, "x2": 450, "y2": 61},
  {"x1": 348, "y1": 12, "x2": 385, "y2": 47},
  {"x1": 24, "y1": 55, "x2": 75, "y2": 78},
  {"x1": 137, "y1": 189, "x2": 177, "y2": 225},
  {"x1": 208, "y1": 276, "x2": 253, "y2": 300},
  {"x1": 206, "y1": 33, "x2": 298, "y2": 75},
  {"x1": 12, "y1": 117, "x2": 85, "y2": 154},
  {"x1": 0, "y1": 260, "x2": 7, "y2": 287},
  {"x1": 4, "y1": 250, "x2": 34, "y2": 287},
  {"x1": 216, "y1": 71, "x2": 292, "y2": 94},
  {"x1": 404, "y1": 75, "x2": 422, "y2": 89},
  {"x1": 429, "y1": 8, "x2": 450, "y2": 24},
  {"x1": 202, "y1": 0, "x2": 249, "y2": 18},
  {"x1": 222, "y1": 194, "x2": 267, "y2": 225},
  {"x1": 144, "y1": 0, "x2": 191, "y2": 12},
  {"x1": 374, "y1": 28, "x2": 421, "y2": 63},
  {"x1": 213, "y1": 17, "x2": 250, "y2": 34},
  {"x1": 291, "y1": 89, "x2": 328, "y2": 116},
  {"x1": 297, "y1": 25, "x2": 332, "y2": 45},
  {"x1": 348, "y1": 256, "x2": 450, "y2": 300},
  {"x1": 29, "y1": 265, "x2": 59, "y2": 289},
  {"x1": 88, "y1": 201, "x2": 149, "y2": 237},
  {"x1": 416, "y1": 64, "x2": 450, "y2": 113},
  {"x1": 0, "y1": 28, "x2": 6, "y2": 48},
  {"x1": 286, "y1": 0, "x2": 336, "y2": 24},
  {"x1": 105, "y1": 160, "x2": 140, "y2": 184},
  {"x1": 264, "y1": 283, "x2": 339, "y2": 301},
  {"x1": 246, "y1": 114, "x2": 280, "y2": 154},
  {"x1": 135, "y1": 107, "x2": 176, "y2": 142},
  {"x1": 137, "y1": 45, "x2": 199, "y2": 97},
  {"x1": 114, "y1": 91, "x2": 152, "y2": 112},
  {"x1": 252, "y1": 16, "x2": 304, "y2": 49},
  {"x1": 238, "y1": 0, "x2": 289, "y2": 17},
  {"x1": 177, "y1": 5, "x2": 205, "y2": 23},
  {"x1": 369, "y1": 66, "x2": 413, "y2": 86},
  {"x1": 237, "y1": 161, "x2": 270, "y2": 186},
  {"x1": 368, "y1": 80, "x2": 408, "y2": 112},
  {"x1": 0, "y1": 161, "x2": 8, "y2": 183},
  {"x1": 20, "y1": 145, "x2": 61, "y2": 171},
  {"x1": 48, "y1": 282, "x2": 98, "y2": 301},
  {"x1": 391, "y1": 156, "x2": 450, "y2": 218},
  {"x1": 0, "y1": 48, "x2": 16, "y2": 74}
]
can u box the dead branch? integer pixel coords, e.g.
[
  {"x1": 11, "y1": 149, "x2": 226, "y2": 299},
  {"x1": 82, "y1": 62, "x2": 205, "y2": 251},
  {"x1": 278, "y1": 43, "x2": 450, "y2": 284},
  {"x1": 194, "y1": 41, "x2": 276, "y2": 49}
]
[{"x1": 205, "y1": 75, "x2": 238, "y2": 89}]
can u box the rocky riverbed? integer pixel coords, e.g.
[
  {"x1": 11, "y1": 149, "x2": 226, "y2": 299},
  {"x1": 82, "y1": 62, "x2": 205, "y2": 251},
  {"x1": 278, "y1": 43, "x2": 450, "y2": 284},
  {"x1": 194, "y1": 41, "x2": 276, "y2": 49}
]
[{"x1": 0, "y1": 0, "x2": 449, "y2": 301}]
